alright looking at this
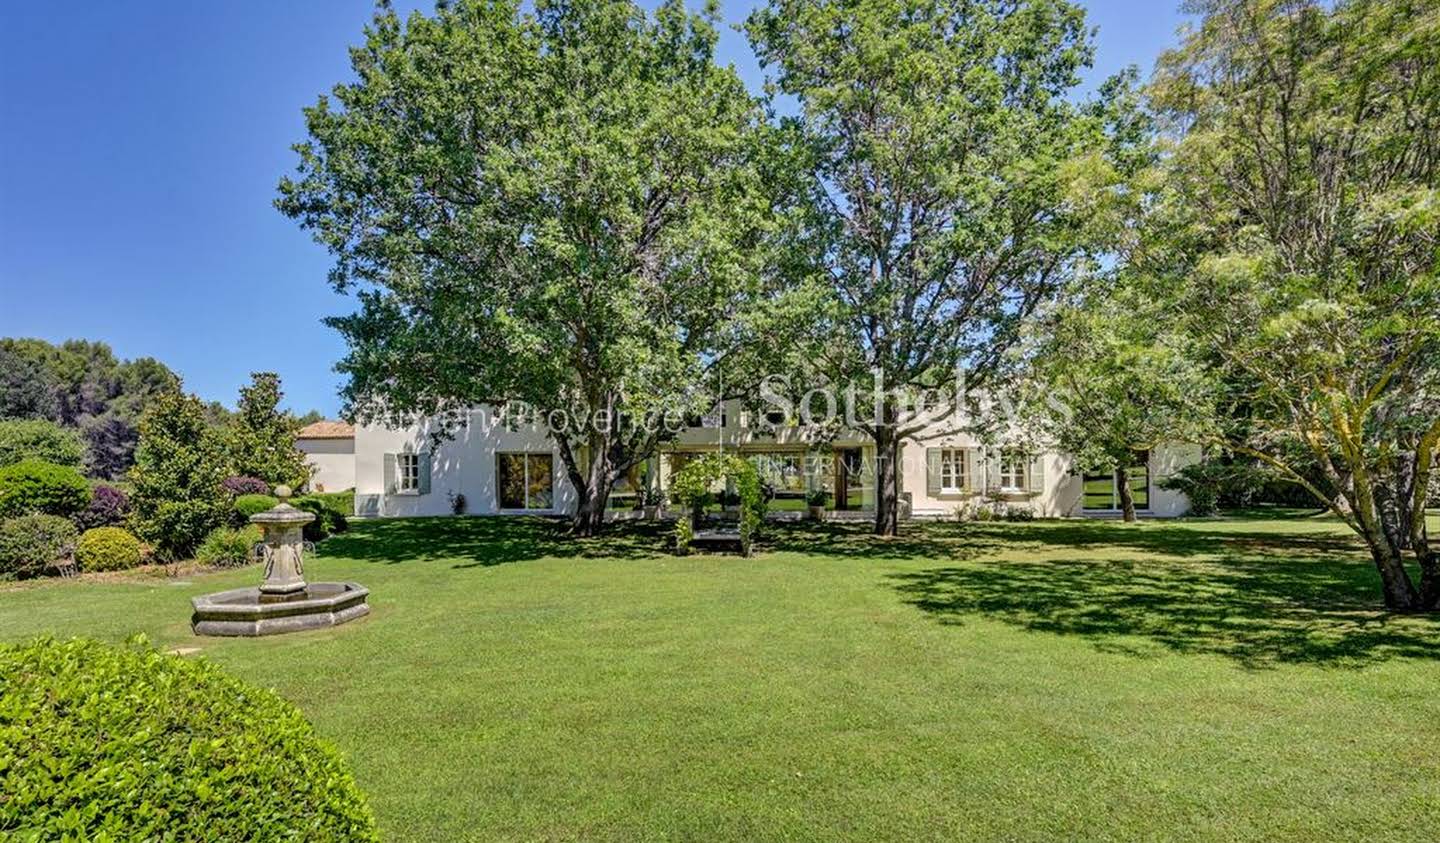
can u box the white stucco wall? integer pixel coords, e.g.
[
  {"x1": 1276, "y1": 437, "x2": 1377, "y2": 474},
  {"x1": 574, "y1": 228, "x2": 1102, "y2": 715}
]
[
  {"x1": 350, "y1": 402, "x2": 1199, "y2": 520},
  {"x1": 297, "y1": 438, "x2": 355, "y2": 493},
  {"x1": 354, "y1": 408, "x2": 578, "y2": 518}
]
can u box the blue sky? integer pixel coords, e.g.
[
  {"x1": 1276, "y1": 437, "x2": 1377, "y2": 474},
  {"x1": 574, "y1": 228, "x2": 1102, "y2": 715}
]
[{"x1": 0, "y1": 1, "x2": 1187, "y2": 417}]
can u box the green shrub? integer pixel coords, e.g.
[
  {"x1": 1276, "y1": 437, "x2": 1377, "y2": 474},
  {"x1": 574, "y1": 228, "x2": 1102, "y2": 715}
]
[
  {"x1": 232, "y1": 493, "x2": 279, "y2": 526},
  {"x1": 1159, "y1": 462, "x2": 1224, "y2": 517},
  {"x1": 0, "y1": 419, "x2": 84, "y2": 468},
  {"x1": 196, "y1": 526, "x2": 262, "y2": 567},
  {"x1": 308, "y1": 489, "x2": 355, "y2": 518},
  {"x1": 75, "y1": 527, "x2": 144, "y2": 572},
  {"x1": 0, "y1": 459, "x2": 91, "y2": 518},
  {"x1": 291, "y1": 496, "x2": 332, "y2": 542},
  {"x1": 0, "y1": 514, "x2": 78, "y2": 579},
  {"x1": 129, "y1": 391, "x2": 230, "y2": 560},
  {"x1": 0, "y1": 636, "x2": 379, "y2": 841}
]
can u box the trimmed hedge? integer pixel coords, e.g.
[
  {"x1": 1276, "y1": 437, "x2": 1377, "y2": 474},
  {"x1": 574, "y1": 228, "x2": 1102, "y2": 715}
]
[
  {"x1": 75, "y1": 527, "x2": 144, "y2": 572},
  {"x1": 0, "y1": 637, "x2": 379, "y2": 841},
  {"x1": 0, "y1": 459, "x2": 91, "y2": 518},
  {"x1": 0, "y1": 515, "x2": 77, "y2": 579},
  {"x1": 232, "y1": 493, "x2": 279, "y2": 526},
  {"x1": 292, "y1": 496, "x2": 347, "y2": 541}
]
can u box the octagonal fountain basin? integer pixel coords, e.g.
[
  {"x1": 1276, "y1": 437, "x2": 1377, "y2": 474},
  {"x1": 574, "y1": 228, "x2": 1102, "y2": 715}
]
[{"x1": 192, "y1": 582, "x2": 370, "y2": 637}]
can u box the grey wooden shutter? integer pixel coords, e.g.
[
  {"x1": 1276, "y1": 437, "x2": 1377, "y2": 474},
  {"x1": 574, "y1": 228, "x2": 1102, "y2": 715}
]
[
  {"x1": 383, "y1": 453, "x2": 397, "y2": 495},
  {"x1": 418, "y1": 452, "x2": 433, "y2": 495},
  {"x1": 1029, "y1": 454, "x2": 1046, "y2": 494},
  {"x1": 926, "y1": 448, "x2": 941, "y2": 496},
  {"x1": 964, "y1": 449, "x2": 978, "y2": 492}
]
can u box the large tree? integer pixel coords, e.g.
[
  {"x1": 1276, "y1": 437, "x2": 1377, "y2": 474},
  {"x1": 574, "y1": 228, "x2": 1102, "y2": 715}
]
[
  {"x1": 129, "y1": 389, "x2": 230, "y2": 561},
  {"x1": 278, "y1": 0, "x2": 769, "y2": 534},
  {"x1": 227, "y1": 372, "x2": 311, "y2": 490},
  {"x1": 1024, "y1": 282, "x2": 1218, "y2": 521},
  {"x1": 1147, "y1": 0, "x2": 1440, "y2": 610},
  {"x1": 746, "y1": 0, "x2": 1125, "y2": 535}
]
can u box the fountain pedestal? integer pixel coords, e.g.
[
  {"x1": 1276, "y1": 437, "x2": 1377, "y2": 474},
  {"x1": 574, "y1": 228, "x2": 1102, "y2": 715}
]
[
  {"x1": 191, "y1": 486, "x2": 370, "y2": 637},
  {"x1": 254, "y1": 500, "x2": 312, "y2": 595}
]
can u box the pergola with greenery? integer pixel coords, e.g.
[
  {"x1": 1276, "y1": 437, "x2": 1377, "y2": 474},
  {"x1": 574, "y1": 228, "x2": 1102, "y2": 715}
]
[{"x1": 668, "y1": 453, "x2": 766, "y2": 557}]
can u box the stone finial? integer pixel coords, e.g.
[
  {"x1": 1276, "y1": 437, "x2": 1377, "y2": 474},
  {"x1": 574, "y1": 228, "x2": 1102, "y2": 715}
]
[{"x1": 274, "y1": 484, "x2": 293, "y2": 501}]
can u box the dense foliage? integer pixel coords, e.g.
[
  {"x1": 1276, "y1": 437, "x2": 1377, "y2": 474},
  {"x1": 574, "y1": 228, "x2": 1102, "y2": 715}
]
[
  {"x1": 232, "y1": 493, "x2": 280, "y2": 525},
  {"x1": 278, "y1": 0, "x2": 771, "y2": 535},
  {"x1": 0, "y1": 338, "x2": 186, "y2": 479},
  {"x1": 226, "y1": 372, "x2": 310, "y2": 490},
  {"x1": 0, "y1": 459, "x2": 91, "y2": 519},
  {"x1": 0, "y1": 514, "x2": 77, "y2": 579},
  {"x1": 129, "y1": 390, "x2": 230, "y2": 560},
  {"x1": 1145, "y1": 0, "x2": 1440, "y2": 610},
  {"x1": 196, "y1": 525, "x2": 262, "y2": 567},
  {"x1": 0, "y1": 636, "x2": 378, "y2": 840},
  {"x1": 670, "y1": 454, "x2": 765, "y2": 555},
  {"x1": 74, "y1": 526, "x2": 144, "y2": 572},
  {"x1": 73, "y1": 484, "x2": 129, "y2": 531},
  {"x1": 222, "y1": 474, "x2": 272, "y2": 496},
  {"x1": 744, "y1": 0, "x2": 1131, "y2": 534},
  {"x1": 1024, "y1": 284, "x2": 1217, "y2": 521},
  {"x1": 292, "y1": 495, "x2": 347, "y2": 542},
  {"x1": 0, "y1": 419, "x2": 85, "y2": 468}
]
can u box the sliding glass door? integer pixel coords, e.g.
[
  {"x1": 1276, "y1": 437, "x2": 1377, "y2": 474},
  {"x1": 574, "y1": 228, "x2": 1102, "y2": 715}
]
[{"x1": 1081, "y1": 452, "x2": 1150, "y2": 511}]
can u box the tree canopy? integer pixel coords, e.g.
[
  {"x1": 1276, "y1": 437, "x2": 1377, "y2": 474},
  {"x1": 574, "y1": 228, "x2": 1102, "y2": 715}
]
[
  {"x1": 745, "y1": 0, "x2": 1132, "y2": 534},
  {"x1": 1144, "y1": 0, "x2": 1440, "y2": 609},
  {"x1": 278, "y1": 0, "x2": 772, "y2": 534}
]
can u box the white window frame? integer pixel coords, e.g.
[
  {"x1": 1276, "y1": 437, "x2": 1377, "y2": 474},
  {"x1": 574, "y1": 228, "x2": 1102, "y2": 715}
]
[
  {"x1": 999, "y1": 452, "x2": 1027, "y2": 491},
  {"x1": 939, "y1": 449, "x2": 966, "y2": 493},
  {"x1": 396, "y1": 453, "x2": 421, "y2": 494}
]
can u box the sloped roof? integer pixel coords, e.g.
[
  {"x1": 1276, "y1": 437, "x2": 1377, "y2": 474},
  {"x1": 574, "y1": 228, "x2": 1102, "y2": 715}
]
[{"x1": 296, "y1": 420, "x2": 355, "y2": 440}]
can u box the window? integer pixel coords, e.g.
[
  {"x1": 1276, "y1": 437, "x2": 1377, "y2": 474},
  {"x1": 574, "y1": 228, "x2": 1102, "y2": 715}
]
[
  {"x1": 939, "y1": 449, "x2": 966, "y2": 492},
  {"x1": 999, "y1": 452, "x2": 1027, "y2": 490},
  {"x1": 397, "y1": 453, "x2": 420, "y2": 493},
  {"x1": 498, "y1": 452, "x2": 554, "y2": 510}
]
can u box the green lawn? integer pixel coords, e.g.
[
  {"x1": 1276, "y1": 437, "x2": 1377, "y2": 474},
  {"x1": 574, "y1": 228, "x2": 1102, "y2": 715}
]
[{"x1": 4, "y1": 513, "x2": 1440, "y2": 840}]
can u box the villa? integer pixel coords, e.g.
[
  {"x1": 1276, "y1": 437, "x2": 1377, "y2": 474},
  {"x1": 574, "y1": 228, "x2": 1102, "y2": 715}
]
[{"x1": 299, "y1": 404, "x2": 1197, "y2": 520}]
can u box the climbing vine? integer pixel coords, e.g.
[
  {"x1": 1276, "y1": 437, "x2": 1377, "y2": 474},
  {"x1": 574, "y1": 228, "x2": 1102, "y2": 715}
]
[{"x1": 669, "y1": 453, "x2": 766, "y2": 556}]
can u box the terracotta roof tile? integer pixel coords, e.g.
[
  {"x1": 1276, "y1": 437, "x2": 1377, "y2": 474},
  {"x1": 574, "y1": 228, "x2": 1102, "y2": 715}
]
[{"x1": 296, "y1": 420, "x2": 355, "y2": 439}]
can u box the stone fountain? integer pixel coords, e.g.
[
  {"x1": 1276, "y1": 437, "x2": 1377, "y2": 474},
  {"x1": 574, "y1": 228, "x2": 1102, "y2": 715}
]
[{"x1": 191, "y1": 486, "x2": 369, "y2": 637}]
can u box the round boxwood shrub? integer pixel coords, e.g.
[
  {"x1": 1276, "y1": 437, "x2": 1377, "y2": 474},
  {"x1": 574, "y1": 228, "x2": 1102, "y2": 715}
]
[
  {"x1": 0, "y1": 459, "x2": 91, "y2": 518},
  {"x1": 75, "y1": 527, "x2": 144, "y2": 572},
  {"x1": 0, "y1": 636, "x2": 379, "y2": 841},
  {"x1": 0, "y1": 514, "x2": 78, "y2": 579},
  {"x1": 232, "y1": 493, "x2": 279, "y2": 526}
]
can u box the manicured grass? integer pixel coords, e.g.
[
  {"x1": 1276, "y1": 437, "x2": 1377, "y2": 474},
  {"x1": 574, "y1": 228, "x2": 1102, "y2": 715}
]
[{"x1": 4, "y1": 513, "x2": 1440, "y2": 840}]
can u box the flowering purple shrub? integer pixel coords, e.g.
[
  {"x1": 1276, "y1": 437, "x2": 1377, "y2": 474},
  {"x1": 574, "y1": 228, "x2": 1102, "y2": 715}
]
[
  {"x1": 222, "y1": 476, "x2": 272, "y2": 497},
  {"x1": 75, "y1": 484, "x2": 130, "y2": 531}
]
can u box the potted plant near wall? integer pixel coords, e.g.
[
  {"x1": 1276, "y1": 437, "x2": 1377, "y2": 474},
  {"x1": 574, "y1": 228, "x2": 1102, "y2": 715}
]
[
  {"x1": 806, "y1": 489, "x2": 827, "y2": 522},
  {"x1": 640, "y1": 488, "x2": 662, "y2": 522}
]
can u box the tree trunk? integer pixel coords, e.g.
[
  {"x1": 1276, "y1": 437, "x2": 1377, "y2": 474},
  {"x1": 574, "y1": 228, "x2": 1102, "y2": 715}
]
[
  {"x1": 872, "y1": 423, "x2": 900, "y2": 537},
  {"x1": 1367, "y1": 539, "x2": 1421, "y2": 611},
  {"x1": 1116, "y1": 462, "x2": 1137, "y2": 523},
  {"x1": 571, "y1": 488, "x2": 610, "y2": 537}
]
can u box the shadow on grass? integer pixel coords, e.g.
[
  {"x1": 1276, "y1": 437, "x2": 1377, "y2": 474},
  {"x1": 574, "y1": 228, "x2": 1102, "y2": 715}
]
[
  {"x1": 765, "y1": 518, "x2": 1357, "y2": 563},
  {"x1": 320, "y1": 516, "x2": 673, "y2": 568},
  {"x1": 887, "y1": 543, "x2": 1440, "y2": 668}
]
